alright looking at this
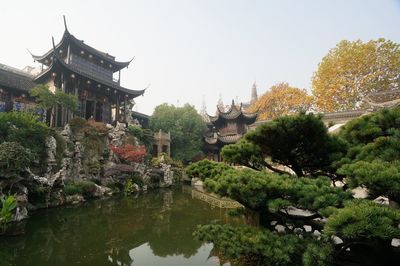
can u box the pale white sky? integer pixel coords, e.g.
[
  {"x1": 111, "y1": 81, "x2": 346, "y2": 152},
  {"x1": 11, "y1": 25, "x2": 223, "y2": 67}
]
[{"x1": 1, "y1": 0, "x2": 400, "y2": 115}]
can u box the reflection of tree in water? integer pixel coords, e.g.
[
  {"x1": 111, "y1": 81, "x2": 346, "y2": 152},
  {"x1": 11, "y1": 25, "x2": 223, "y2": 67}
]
[
  {"x1": 0, "y1": 187, "x2": 243, "y2": 266},
  {"x1": 147, "y1": 189, "x2": 243, "y2": 259}
]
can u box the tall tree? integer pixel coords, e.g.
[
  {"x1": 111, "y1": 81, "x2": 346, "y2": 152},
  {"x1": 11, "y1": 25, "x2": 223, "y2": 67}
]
[
  {"x1": 248, "y1": 82, "x2": 312, "y2": 120},
  {"x1": 150, "y1": 103, "x2": 205, "y2": 162},
  {"x1": 312, "y1": 39, "x2": 400, "y2": 112},
  {"x1": 222, "y1": 113, "x2": 345, "y2": 178}
]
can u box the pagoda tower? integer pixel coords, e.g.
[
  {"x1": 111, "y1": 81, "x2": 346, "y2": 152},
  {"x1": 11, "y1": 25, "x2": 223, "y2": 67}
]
[
  {"x1": 250, "y1": 82, "x2": 258, "y2": 105},
  {"x1": 203, "y1": 100, "x2": 258, "y2": 161},
  {"x1": 30, "y1": 16, "x2": 144, "y2": 127}
]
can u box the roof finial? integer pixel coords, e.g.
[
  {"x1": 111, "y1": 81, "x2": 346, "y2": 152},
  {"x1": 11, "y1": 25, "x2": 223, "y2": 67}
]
[
  {"x1": 51, "y1": 36, "x2": 56, "y2": 51},
  {"x1": 63, "y1": 15, "x2": 68, "y2": 32},
  {"x1": 26, "y1": 48, "x2": 34, "y2": 57},
  {"x1": 217, "y1": 94, "x2": 225, "y2": 112},
  {"x1": 51, "y1": 36, "x2": 56, "y2": 49}
]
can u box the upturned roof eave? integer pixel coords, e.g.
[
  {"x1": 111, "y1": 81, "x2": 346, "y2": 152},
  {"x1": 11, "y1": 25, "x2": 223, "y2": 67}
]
[{"x1": 33, "y1": 56, "x2": 144, "y2": 97}]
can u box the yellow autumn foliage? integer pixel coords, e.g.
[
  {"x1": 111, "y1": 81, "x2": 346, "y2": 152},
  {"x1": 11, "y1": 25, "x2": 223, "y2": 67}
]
[
  {"x1": 312, "y1": 39, "x2": 400, "y2": 112},
  {"x1": 248, "y1": 82, "x2": 312, "y2": 120}
]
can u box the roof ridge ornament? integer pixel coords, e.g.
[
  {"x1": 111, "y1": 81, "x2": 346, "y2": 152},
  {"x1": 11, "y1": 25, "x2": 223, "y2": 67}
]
[
  {"x1": 51, "y1": 36, "x2": 57, "y2": 52},
  {"x1": 26, "y1": 48, "x2": 35, "y2": 57},
  {"x1": 63, "y1": 15, "x2": 68, "y2": 32}
]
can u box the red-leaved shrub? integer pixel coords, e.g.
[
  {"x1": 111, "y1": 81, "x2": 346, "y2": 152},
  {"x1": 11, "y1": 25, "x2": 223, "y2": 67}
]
[{"x1": 109, "y1": 144, "x2": 146, "y2": 163}]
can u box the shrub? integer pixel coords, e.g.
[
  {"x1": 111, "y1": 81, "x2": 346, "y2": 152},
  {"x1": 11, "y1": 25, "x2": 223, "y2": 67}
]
[
  {"x1": 150, "y1": 153, "x2": 175, "y2": 167},
  {"x1": 0, "y1": 142, "x2": 35, "y2": 177},
  {"x1": 124, "y1": 175, "x2": 144, "y2": 194},
  {"x1": 0, "y1": 195, "x2": 17, "y2": 227},
  {"x1": 69, "y1": 117, "x2": 108, "y2": 136},
  {"x1": 185, "y1": 159, "x2": 232, "y2": 181},
  {"x1": 172, "y1": 167, "x2": 183, "y2": 182},
  {"x1": 128, "y1": 125, "x2": 154, "y2": 150},
  {"x1": 84, "y1": 120, "x2": 108, "y2": 136},
  {"x1": 110, "y1": 144, "x2": 146, "y2": 163},
  {"x1": 131, "y1": 174, "x2": 144, "y2": 187},
  {"x1": 63, "y1": 180, "x2": 97, "y2": 198},
  {"x1": 69, "y1": 117, "x2": 87, "y2": 133},
  {"x1": 124, "y1": 179, "x2": 138, "y2": 194},
  {"x1": 0, "y1": 112, "x2": 50, "y2": 163}
]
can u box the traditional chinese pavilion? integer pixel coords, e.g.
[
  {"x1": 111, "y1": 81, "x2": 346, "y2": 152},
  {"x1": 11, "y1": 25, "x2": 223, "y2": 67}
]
[
  {"x1": 204, "y1": 100, "x2": 258, "y2": 161},
  {"x1": 29, "y1": 16, "x2": 144, "y2": 126}
]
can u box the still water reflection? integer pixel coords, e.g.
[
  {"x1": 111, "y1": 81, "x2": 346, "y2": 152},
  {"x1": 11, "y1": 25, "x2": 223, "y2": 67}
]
[{"x1": 0, "y1": 186, "x2": 243, "y2": 266}]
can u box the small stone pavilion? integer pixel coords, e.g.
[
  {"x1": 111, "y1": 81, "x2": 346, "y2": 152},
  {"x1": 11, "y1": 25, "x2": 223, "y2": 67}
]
[
  {"x1": 204, "y1": 100, "x2": 258, "y2": 161},
  {"x1": 0, "y1": 16, "x2": 145, "y2": 127}
]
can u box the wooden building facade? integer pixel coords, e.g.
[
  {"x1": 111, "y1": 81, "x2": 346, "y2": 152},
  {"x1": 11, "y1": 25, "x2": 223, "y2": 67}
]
[
  {"x1": 30, "y1": 17, "x2": 144, "y2": 127},
  {"x1": 1, "y1": 16, "x2": 145, "y2": 128}
]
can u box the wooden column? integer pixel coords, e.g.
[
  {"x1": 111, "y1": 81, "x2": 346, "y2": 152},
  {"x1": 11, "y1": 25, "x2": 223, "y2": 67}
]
[
  {"x1": 102, "y1": 102, "x2": 106, "y2": 123},
  {"x1": 115, "y1": 93, "x2": 120, "y2": 122},
  {"x1": 92, "y1": 100, "x2": 97, "y2": 121},
  {"x1": 73, "y1": 84, "x2": 78, "y2": 119},
  {"x1": 5, "y1": 91, "x2": 13, "y2": 112},
  {"x1": 123, "y1": 96, "x2": 127, "y2": 123},
  {"x1": 108, "y1": 101, "x2": 112, "y2": 123},
  {"x1": 61, "y1": 73, "x2": 66, "y2": 126},
  {"x1": 82, "y1": 99, "x2": 87, "y2": 119}
]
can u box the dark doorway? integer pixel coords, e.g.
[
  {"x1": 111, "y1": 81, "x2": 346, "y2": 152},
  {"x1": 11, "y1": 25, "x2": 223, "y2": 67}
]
[
  {"x1": 95, "y1": 102, "x2": 103, "y2": 122},
  {"x1": 85, "y1": 100, "x2": 94, "y2": 119}
]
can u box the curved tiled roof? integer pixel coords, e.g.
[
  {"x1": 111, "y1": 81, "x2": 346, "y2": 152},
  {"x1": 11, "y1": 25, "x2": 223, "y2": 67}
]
[
  {"x1": 207, "y1": 100, "x2": 258, "y2": 124},
  {"x1": 31, "y1": 27, "x2": 131, "y2": 72},
  {"x1": 321, "y1": 109, "x2": 367, "y2": 120},
  {"x1": 0, "y1": 63, "x2": 35, "y2": 92},
  {"x1": 204, "y1": 133, "x2": 242, "y2": 145},
  {"x1": 218, "y1": 134, "x2": 242, "y2": 144},
  {"x1": 364, "y1": 90, "x2": 400, "y2": 108},
  {"x1": 34, "y1": 55, "x2": 145, "y2": 97}
]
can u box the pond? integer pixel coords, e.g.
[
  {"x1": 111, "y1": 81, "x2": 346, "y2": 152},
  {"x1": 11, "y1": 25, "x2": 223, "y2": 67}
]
[{"x1": 0, "y1": 186, "x2": 243, "y2": 266}]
